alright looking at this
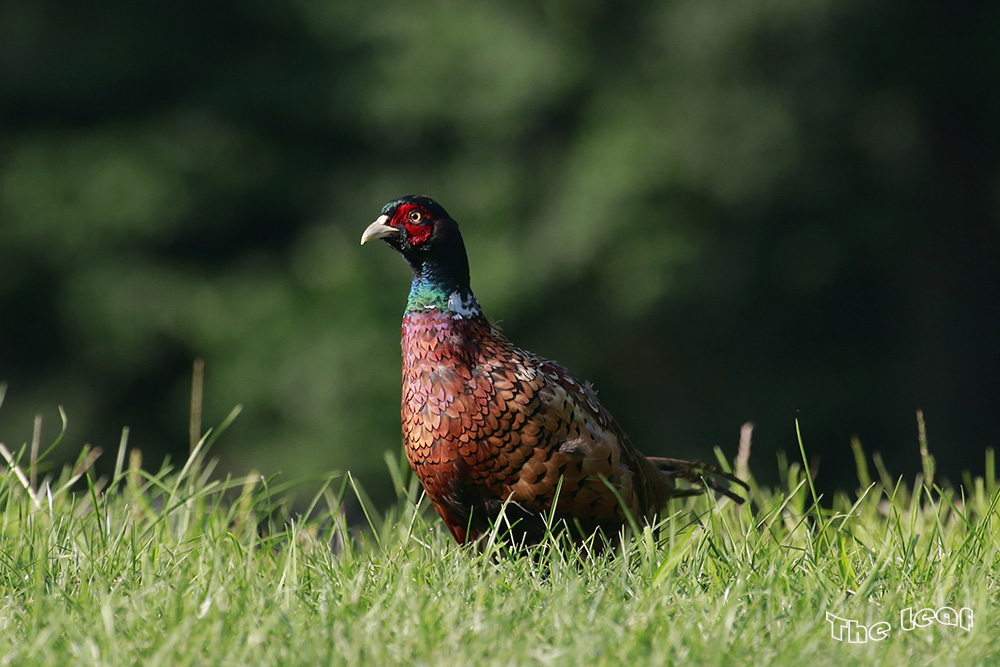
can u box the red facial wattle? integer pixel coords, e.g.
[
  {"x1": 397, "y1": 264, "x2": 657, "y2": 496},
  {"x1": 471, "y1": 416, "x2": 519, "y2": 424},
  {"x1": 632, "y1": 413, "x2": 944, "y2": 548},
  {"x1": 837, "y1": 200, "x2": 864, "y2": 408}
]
[{"x1": 393, "y1": 203, "x2": 433, "y2": 248}]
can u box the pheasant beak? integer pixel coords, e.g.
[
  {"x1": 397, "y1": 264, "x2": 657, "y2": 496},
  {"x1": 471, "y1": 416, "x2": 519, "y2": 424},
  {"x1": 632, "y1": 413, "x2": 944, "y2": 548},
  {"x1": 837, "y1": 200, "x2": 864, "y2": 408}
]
[{"x1": 360, "y1": 215, "x2": 400, "y2": 245}]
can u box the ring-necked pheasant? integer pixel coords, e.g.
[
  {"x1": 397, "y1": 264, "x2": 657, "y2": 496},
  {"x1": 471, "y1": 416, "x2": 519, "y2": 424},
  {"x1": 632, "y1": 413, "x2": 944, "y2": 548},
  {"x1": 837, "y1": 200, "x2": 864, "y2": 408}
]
[{"x1": 362, "y1": 195, "x2": 747, "y2": 546}]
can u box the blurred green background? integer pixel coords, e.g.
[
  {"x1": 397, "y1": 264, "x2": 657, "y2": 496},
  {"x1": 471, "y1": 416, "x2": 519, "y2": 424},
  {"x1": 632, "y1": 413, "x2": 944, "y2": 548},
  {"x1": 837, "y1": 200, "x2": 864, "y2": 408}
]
[{"x1": 2, "y1": 1, "x2": 998, "y2": 502}]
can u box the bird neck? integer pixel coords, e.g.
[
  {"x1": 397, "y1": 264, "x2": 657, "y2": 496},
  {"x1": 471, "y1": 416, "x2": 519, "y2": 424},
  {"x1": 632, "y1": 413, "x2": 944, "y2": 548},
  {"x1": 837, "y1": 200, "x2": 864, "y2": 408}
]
[{"x1": 405, "y1": 256, "x2": 482, "y2": 319}]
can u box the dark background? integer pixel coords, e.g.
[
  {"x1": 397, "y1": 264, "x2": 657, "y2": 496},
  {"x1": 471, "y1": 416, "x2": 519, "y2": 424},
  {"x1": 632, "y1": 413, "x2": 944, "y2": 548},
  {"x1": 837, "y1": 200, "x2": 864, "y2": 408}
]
[{"x1": 2, "y1": 1, "x2": 998, "y2": 504}]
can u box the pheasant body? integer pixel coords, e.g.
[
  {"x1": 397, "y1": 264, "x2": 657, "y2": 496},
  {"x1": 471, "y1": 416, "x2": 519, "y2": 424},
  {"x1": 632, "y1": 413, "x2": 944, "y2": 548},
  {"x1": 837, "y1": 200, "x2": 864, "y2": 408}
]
[{"x1": 363, "y1": 195, "x2": 746, "y2": 546}]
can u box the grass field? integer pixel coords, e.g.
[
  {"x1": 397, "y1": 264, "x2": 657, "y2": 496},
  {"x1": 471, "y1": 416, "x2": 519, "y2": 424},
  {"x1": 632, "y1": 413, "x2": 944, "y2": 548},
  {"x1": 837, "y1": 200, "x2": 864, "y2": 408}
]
[{"x1": 0, "y1": 405, "x2": 995, "y2": 666}]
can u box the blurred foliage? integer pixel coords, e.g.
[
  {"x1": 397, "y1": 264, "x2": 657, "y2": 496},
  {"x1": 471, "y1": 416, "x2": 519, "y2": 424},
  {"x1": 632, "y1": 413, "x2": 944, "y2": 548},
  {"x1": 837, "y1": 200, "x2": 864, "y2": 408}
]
[{"x1": 1, "y1": 0, "x2": 998, "y2": 501}]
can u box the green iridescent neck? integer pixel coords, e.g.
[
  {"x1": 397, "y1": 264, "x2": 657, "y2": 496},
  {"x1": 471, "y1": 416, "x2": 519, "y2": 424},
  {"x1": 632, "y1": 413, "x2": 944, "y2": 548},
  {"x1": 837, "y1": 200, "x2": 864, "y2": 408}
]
[
  {"x1": 405, "y1": 272, "x2": 481, "y2": 318},
  {"x1": 400, "y1": 226, "x2": 478, "y2": 317},
  {"x1": 406, "y1": 275, "x2": 451, "y2": 311}
]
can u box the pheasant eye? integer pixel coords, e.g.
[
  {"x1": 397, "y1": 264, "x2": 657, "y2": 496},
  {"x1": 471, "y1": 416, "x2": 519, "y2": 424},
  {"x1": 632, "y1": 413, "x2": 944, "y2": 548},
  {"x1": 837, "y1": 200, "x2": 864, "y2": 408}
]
[{"x1": 408, "y1": 210, "x2": 423, "y2": 223}]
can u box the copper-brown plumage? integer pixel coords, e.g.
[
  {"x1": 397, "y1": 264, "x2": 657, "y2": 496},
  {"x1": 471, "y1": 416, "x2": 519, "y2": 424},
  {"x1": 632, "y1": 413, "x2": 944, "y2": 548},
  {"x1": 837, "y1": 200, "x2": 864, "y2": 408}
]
[{"x1": 363, "y1": 195, "x2": 747, "y2": 546}]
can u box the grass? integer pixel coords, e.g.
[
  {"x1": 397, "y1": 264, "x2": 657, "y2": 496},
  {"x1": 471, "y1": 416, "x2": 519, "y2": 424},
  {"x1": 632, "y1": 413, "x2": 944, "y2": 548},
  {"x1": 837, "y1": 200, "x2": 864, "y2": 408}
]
[{"x1": 0, "y1": 405, "x2": 997, "y2": 666}]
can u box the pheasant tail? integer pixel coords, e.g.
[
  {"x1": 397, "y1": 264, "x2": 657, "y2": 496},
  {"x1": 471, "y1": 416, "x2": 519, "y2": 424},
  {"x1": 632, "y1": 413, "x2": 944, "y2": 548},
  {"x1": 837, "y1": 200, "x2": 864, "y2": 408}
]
[{"x1": 647, "y1": 457, "x2": 747, "y2": 503}]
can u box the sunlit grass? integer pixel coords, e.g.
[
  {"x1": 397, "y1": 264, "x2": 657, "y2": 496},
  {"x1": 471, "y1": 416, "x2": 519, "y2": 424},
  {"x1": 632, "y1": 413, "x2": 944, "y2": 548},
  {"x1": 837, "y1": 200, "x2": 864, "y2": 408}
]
[{"x1": 0, "y1": 403, "x2": 996, "y2": 666}]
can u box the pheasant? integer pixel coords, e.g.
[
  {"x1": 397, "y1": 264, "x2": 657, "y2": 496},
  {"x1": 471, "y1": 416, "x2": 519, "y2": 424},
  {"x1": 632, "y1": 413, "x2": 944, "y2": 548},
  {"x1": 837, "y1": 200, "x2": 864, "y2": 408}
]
[{"x1": 361, "y1": 195, "x2": 747, "y2": 546}]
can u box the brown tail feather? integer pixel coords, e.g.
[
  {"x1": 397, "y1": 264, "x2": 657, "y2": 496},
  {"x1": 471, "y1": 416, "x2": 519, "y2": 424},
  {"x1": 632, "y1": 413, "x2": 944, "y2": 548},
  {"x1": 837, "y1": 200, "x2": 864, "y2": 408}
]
[{"x1": 649, "y1": 456, "x2": 749, "y2": 504}]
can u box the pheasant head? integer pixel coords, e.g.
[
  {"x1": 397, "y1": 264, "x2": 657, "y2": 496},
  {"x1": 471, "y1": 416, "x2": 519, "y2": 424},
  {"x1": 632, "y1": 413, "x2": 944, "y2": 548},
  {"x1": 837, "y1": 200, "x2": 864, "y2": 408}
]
[{"x1": 361, "y1": 195, "x2": 480, "y2": 317}]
